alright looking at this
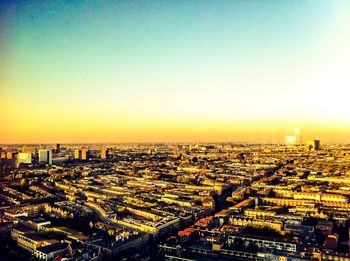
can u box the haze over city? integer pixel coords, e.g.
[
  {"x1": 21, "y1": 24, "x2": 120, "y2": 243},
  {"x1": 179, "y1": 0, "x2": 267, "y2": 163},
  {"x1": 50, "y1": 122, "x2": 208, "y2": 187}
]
[
  {"x1": 1, "y1": 0, "x2": 350, "y2": 144},
  {"x1": 2, "y1": 1, "x2": 350, "y2": 261}
]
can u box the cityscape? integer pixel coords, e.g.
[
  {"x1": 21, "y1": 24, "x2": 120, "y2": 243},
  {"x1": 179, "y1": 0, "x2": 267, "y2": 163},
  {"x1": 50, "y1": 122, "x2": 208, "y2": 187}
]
[
  {"x1": 0, "y1": 140, "x2": 350, "y2": 260},
  {"x1": 1, "y1": 1, "x2": 350, "y2": 261}
]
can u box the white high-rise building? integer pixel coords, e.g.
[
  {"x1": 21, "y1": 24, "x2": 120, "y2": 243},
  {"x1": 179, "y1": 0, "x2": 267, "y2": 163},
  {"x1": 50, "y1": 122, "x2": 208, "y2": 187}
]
[
  {"x1": 294, "y1": 127, "x2": 301, "y2": 144},
  {"x1": 39, "y1": 149, "x2": 52, "y2": 165},
  {"x1": 285, "y1": 135, "x2": 297, "y2": 145},
  {"x1": 285, "y1": 127, "x2": 301, "y2": 145}
]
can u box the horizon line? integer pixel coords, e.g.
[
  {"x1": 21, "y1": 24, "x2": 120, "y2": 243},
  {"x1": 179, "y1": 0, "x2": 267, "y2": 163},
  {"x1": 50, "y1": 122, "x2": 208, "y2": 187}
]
[{"x1": 1, "y1": 141, "x2": 347, "y2": 146}]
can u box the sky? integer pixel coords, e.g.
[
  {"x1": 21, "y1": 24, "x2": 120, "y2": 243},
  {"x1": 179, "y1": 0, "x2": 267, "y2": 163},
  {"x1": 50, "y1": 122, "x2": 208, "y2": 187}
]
[{"x1": 1, "y1": 0, "x2": 350, "y2": 144}]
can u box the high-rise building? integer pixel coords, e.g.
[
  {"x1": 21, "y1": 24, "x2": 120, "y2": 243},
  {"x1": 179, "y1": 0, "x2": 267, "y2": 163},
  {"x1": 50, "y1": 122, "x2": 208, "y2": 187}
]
[
  {"x1": 74, "y1": 149, "x2": 81, "y2": 159},
  {"x1": 74, "y1": 149, "x2": 89, "y2": 160},
  {"x1": 174, "y1": 145, "x2": 180, "y2": 156},
  {"x1": 81, "y1": 148, "x2": 89, "y2": 160},
  {"x1": 285, "y1": 136, "x2": 296, "y2": 145},
  {"x1": 313, "y1": 140, "x2": 320, "y2": 151},
  {"x1": 55, "y1": 144, "x2": 61, "y2": 153},
  {"x1": 17, "y1": 153, "x2": 32, "y2": 165},
  {"x1": 307, "y1": 139, "x2": 321, "y2": 151},
  {"x1": 101, "y1": 148, "x2": 109, "y2": 159},
  {"x1": 284, "y1": 127, "x2": 301, "y2": 145},
  {"x1": 39, "y1": 149, "x2": 52, "y2": 164}
]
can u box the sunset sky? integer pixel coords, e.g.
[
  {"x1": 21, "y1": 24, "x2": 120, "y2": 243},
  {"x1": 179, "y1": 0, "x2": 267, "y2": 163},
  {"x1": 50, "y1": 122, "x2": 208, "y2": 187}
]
[{"x1": 1, "y1": 0, "x2": 350, "y2": 143}]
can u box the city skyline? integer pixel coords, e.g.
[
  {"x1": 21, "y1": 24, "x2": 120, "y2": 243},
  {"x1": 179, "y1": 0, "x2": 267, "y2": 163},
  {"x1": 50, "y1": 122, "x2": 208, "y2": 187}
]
[
  {"x1": 1, "y1": 2, "x2": 350, "y2": 259},
  {"x1": 1, "y1": 0, "x2": 350, "y2": 143}
]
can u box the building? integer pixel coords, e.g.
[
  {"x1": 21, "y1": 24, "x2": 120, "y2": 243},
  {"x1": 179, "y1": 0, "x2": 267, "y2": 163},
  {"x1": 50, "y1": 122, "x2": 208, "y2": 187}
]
[
  {"x1": 313, "y1": 140, "x2": 320, "y2": 151},
  {"x1": 284, "y1": 128, "x2": 301, "y2": 145},
  {"x1": 22, "y1": 146, "x2": 37, "y2": 154},
  {"x1": 81, "y1": 148, "x2": 89, "y2": 160},
  {"x1": 39, "y1": 150, "x2": 52, "y2": 165},
  {"x1": 227, "y1": 234, "x2": 297, "y2": 252},
  {"x1": 5, "y1": 152, "x2": 16, "y2": 159},
  {"x1": 324, "y1": 233, "x2": 339, "y2": 249},
  {"x1": 74, "y1": 149, "x2": 81, "y2": 159},
  {"x1": 55, "y1": 144, "x2": 60, "y2": 153},
  {"x1": 52, "y1": 157, "x2": 66, "y2": 165},
  {"x1": 1, "y1": 152, "x2": 17, "y2": 169},
  {"x1": 75, "y1": 149, "x2": 89, "y2": 160},
  {"x1": 17, "y1": 153, "x2": 32, "y2": 165},
  {"x1": 16, "y1": 233, "x2": 55, "y2": 253},
  {"x1": 307, "y1": 140, "x2": 321, "y2": 151},
  {"x1": 101, "y1": 148, "x2": 109, "y2": 159},
  {"x1": 34, "y1": 242, "x2": 69, "y2": 260},
  {"x1": 285, "y1": 136, "x2": 296, "y2": 145}
]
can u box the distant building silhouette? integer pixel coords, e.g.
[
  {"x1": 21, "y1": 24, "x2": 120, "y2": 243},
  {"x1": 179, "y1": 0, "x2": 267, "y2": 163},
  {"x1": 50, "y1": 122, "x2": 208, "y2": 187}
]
[
  {"x1": 307, "y1": 139, "x2": 321, "y2": 151},
  {"x1": 55, "y1": 144, "x2": 61, "y2": 153},
  {"x1": 313, "y1": 140, "x2": 320, "y2": 151}
]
